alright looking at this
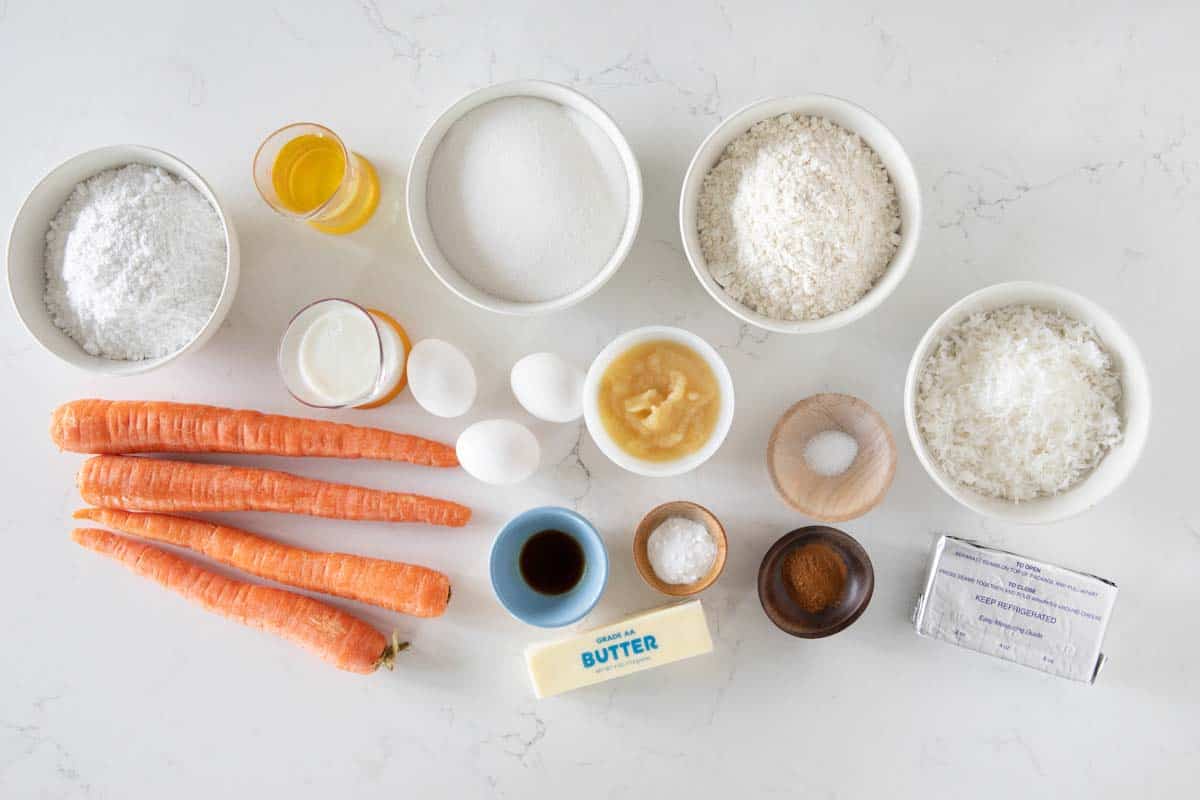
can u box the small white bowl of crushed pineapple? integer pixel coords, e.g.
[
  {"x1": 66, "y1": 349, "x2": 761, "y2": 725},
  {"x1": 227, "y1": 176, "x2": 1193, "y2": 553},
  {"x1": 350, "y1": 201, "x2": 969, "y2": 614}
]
[
  {"x1": 904, "y1": 281, "x2": 1151, "y2": 524},
  {"x1": 7, "y1": 145, "x2": 239, "y2": 376},
  {"x1": 583, "y1": 326, "x2": 735, "y2": 478}
]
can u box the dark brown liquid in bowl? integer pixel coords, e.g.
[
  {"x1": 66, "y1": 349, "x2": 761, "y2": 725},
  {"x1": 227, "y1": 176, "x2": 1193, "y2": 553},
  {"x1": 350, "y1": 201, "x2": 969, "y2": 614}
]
[{"x1": 519, "y1": 530, "x2": 585, "y2": 595}]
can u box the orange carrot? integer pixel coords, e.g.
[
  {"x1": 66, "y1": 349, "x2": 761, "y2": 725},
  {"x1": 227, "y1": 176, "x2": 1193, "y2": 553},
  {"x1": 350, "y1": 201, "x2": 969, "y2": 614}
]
[
  {"x1": 77, "y1": 455, "x2": 471, "y2": 527},
  {"x1": 76, "y1": 507, "x2": 451, "y2": 618},
  {"x1": 51, "y1": 399, "x2": 458, "y2": 467},
  {"x1": 72, "y1": 527, "x2": 404, "y2": 674}
]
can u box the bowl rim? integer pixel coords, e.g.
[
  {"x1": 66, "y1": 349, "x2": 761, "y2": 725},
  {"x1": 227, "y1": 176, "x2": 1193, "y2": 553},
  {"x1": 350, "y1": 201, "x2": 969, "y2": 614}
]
[
  {"x1": 678, "y1": 93, "x2": 922, "y2": 334},
  {"x1": 632, "y1": 500, "x2": 728, "y2": 596},
  {"x1": 903, "y1": 280, "x2": 1152, "y2": 524},
  {"x1": 406, "y1": 79, "x2": 643, "y2": 316},
  {"x1": 6, "y1": 143, "x2": 239, "y2": 376},
  {"x1": 757, "y1": 525, "x2": 875, "y2": 638},
  {"x1": 582, "y1": 325, "x2": 736, "y2": 477},
  {"x1": 488, "y1": 505, "x2": 610, "y2": 628}
]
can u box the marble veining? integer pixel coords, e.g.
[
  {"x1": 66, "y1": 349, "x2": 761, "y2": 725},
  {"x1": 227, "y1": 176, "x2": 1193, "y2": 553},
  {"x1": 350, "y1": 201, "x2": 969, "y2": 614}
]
[{"x1": 1, "y1": 1, "x2": 1197, "y2": 798}]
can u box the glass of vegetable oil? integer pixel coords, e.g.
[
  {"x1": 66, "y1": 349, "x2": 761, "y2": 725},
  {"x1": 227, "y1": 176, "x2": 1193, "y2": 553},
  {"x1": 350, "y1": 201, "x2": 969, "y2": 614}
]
[{"x1": 253, "y1": 123, "x2": 380, "y2": 234}]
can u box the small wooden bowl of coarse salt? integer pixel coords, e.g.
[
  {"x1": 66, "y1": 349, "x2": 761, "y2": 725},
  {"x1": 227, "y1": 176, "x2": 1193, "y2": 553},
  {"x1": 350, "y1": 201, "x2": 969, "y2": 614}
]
[
  {"x1": 767, "y1": 394, "x2": 898, "y2": 522},
  {"x1": 633, "y1": 501, "x2": 727, "y2": 597}
]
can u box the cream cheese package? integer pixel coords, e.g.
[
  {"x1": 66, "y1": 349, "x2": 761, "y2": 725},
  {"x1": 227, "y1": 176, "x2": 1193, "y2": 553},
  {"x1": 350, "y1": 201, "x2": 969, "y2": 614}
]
[
  {"x1": 913, "y1": 536, "x2": 1117, "y2": 683},
  {"x1": 525, "y1": 600, "x2": 714, "y2": 698}
]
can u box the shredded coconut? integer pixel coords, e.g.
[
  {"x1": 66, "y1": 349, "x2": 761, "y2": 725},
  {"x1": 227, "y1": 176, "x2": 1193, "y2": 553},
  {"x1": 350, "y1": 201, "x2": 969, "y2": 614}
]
[
  {"x1": 697, "y1": 113, "x2": 901, "y2": 321},
  {"x1": 44, "y1": 164, "x2": 226, "y2": 360},
  {"x1": 915, "y1": 304, "x2": 1123, "y2": 502}
]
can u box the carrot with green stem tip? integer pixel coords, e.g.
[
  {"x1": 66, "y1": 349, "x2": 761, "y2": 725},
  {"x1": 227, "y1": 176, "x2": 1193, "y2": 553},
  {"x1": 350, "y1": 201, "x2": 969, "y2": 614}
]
[
  {"x1": 50, "y1": 399, "x2": 458, "y2": 467},
  {"x1": 76, "y1": 455, "x2": 471, "y2": 527},
  {"x1": 71, "y1": 527, "x2": 405, "y2": 674},
  {"x1": 76, "y1": 507, "x2": 451, "y2": 617}
]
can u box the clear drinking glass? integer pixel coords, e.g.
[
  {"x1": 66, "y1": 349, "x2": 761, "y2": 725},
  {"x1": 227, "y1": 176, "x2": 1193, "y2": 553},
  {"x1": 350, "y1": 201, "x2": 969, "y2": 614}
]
[
  {"x1": 252, "y1": 123, "x2": 380, "y2": 235},
  {"x1": 278, "y1": 298, "x2": 409, "y2": 409}
]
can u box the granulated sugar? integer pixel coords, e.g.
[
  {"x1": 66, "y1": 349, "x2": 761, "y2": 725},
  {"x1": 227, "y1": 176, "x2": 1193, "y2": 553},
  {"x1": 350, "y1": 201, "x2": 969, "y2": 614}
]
[
  {"x1": 426, "y1": 96, "x2": 628, "y2": 303},
  {"x1": 698, "y1": 114, "x2": 901, "y2": 321},
  {"x1": 44, "y1": 164, "x2": 226, "y2": 360}
]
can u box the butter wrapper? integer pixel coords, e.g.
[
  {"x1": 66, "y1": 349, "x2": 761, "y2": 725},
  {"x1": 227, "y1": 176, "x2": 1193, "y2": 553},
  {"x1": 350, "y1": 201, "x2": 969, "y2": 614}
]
[
  {"x1": 525, "y1": 599, "x2": 714, "y2": 698},
  {"x1": 913, "y1": 536, "x2": 1117, "y2": 683}
]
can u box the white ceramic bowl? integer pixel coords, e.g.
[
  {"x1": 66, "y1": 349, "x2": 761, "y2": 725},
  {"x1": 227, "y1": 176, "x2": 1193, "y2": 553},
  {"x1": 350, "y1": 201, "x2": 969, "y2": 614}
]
[
  {"x1": 6, "y1": 145, "x2": 240, "y2": 376},
  {"x1": 679, "y1": 94, "x2": 921, "y2": 334},
  {"x1": 406, "y1": 80, "x2": 643, "y2": 316},
  {"x1": 583, "y1": 326, "x2": 735, "y2": 477},
  {"x1": 904, "y1": 281, "x2": 1151, "y2": 524}
]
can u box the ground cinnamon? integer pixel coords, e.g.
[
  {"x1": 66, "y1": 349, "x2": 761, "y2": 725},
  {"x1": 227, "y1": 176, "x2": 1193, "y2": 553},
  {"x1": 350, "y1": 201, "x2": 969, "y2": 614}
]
[{"x1": 782, "y1": 541, "x2": 848, "y2": 613}]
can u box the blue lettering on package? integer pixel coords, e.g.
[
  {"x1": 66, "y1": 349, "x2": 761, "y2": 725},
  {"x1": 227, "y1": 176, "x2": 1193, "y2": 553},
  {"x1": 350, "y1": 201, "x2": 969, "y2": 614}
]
[{"x1": 579, "y1": 633, "x2": 660, "y2": 669}]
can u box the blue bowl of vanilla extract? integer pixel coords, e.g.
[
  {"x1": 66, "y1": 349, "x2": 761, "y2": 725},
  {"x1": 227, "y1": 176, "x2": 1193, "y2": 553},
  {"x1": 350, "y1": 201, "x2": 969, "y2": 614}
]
[{"x1": 490, "y1": 506, "x2": 609, "y2": 628}]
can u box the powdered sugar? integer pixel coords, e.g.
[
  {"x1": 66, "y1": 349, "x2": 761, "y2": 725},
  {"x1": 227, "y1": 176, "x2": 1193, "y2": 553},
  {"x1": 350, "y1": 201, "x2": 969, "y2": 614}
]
[
  {"x1": 698, "y1": 114, "x2": 901, "y2": 321},
  {"x1": 44, "y1": 164, "x2": 226, "y2": 360}
]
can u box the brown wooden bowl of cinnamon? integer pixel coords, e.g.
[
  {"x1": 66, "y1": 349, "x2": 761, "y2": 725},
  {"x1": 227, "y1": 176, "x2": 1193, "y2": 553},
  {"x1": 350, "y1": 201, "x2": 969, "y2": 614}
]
[{"x1": 757, "y1": 526, "x2": 874, "y2": 638}]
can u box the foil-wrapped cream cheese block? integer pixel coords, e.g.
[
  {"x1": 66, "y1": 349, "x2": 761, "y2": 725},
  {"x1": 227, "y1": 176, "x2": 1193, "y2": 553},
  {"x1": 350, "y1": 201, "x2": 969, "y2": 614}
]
[
  {"x1": 913, "y1": 536, "x2": 1117, "y2": 683},
  {"x1": 525, "y1": 600, "x2": 714, "y2": 698}
]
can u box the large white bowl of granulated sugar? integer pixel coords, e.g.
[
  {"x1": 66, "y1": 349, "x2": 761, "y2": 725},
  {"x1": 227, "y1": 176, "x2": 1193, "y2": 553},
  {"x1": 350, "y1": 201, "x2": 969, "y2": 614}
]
[
  {"x1": 679, "y1": 94, "x2": 921, "y2": 334},
  {"x1": 7, "y1": 145, "x2": 239, "y2": 376},
  {"x1": 407, "y1": 80, "x2": 643, "y2": 316}
]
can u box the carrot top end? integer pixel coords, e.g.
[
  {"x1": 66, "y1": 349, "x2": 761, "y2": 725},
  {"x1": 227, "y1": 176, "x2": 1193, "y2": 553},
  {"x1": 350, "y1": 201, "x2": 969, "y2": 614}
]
[{"x1": 376, "y1": 632, "x2": 410, "y2": 672}]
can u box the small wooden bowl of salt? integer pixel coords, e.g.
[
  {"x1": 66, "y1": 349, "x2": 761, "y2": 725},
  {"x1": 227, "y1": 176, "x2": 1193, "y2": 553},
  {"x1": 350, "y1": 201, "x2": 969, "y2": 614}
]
[
  {"x1": 633, "y1": 501, "x2": 727, "y2": 597},
  {"x1": 767, "y1": 394, "x2": 897, "y2": 522}
]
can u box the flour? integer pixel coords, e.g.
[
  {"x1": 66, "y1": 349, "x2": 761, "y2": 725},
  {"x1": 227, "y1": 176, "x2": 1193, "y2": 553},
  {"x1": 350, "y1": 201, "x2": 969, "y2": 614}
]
[
  {"x1": 426, "y1": 96, "x2": 628, "y2": 303},
  {"x1": 44, "y1": 164, "x2": 226, "y2": 360},
  {"x1": 698, "y1": 114, "x2": 901, "y2": 321}
]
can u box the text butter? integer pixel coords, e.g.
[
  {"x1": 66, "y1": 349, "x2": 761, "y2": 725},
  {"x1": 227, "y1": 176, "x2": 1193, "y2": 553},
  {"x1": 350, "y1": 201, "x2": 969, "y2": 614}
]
[
  {"x1": 913, "y1": 536, "x2": 1118, "y2": 683},
  {"x1": 525, "y1": 600, "x2": 714, "y2": 698}
]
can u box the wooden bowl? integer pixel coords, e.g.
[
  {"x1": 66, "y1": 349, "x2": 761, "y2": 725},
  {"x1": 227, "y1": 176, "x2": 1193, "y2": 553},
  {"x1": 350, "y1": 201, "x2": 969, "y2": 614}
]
[
  {"x1": 757, "y1": 526, "x2": 874, "y2": 638},
  {"x1": 767, "y1": 393, "x2": 897, "y2": 522},
  {"x1": 633, "y1": 501, "x2": 727, "y2": 596}
]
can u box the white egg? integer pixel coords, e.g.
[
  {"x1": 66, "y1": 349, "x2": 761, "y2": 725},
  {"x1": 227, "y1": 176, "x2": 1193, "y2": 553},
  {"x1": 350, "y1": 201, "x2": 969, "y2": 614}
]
[
  {"x1": 407, "y1": 339, "x2": 477, "y2": 418},
  {"x1": 510, "y1": 352, "x2": 585, "y2": 423},
  {"x1": 456, "y1": 420, "x2": 541, "y2": 485}
]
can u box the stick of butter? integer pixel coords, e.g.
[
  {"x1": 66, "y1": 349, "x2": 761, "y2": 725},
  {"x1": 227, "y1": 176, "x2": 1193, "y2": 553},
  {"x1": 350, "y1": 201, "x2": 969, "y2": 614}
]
[{"x1": 525, "y1": 600, "x2": 714, "y2": 698}]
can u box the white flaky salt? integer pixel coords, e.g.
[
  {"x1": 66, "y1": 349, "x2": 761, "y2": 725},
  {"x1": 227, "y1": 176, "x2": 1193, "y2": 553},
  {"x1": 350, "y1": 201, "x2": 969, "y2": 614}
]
[{"x1": 647, "y1": 516, "x2": 718, "y2": 585}]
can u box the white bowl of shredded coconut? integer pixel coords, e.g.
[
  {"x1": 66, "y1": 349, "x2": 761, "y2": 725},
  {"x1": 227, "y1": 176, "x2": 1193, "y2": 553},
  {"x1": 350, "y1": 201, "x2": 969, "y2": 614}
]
[
  {"x1": 680, "y1": 94, "x2": 921, "y2": 334},
  {"x1": 905, "y1": 282, "x2": 1151, "y2": 523},
  {"x1": 7, "y1": 145, "x2": 238, "y2": 375}
]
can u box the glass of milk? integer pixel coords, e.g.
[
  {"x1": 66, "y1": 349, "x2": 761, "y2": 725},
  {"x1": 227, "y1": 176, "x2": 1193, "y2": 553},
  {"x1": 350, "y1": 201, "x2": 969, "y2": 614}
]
[{"x1": 278, "y1": 298, "x2": 407, "y2": 408}]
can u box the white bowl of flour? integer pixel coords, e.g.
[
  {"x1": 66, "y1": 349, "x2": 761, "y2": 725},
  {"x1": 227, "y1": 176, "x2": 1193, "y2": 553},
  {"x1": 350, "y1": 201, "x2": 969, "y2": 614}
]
[
  {"x1": 679, "y1": 94, "x2": 921, "y2": 334},
  {"x1": 407, "y1": 81, "x2": 642, "y2": 315},
  {"x1": 7, "y1": 145, "x2": 239, "y2": 375}
]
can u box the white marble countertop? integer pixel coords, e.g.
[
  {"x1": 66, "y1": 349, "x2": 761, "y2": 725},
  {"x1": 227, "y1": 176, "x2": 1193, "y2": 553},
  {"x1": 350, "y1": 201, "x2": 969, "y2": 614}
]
[{"x1": 2, "y1": 2, "x2": 1198, "y2": 797}]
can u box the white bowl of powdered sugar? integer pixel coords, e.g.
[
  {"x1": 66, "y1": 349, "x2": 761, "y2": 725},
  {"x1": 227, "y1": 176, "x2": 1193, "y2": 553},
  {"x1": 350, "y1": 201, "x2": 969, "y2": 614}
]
[
  {"x1": 407, "y1": 80, "x2": 642, "y2": 315},
  {"x1": 680, "y1": 94, "x2": 921, "y2": 334},
  {"x1": 7, "y1": 145, "x2": 238, "y2": 375}
]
